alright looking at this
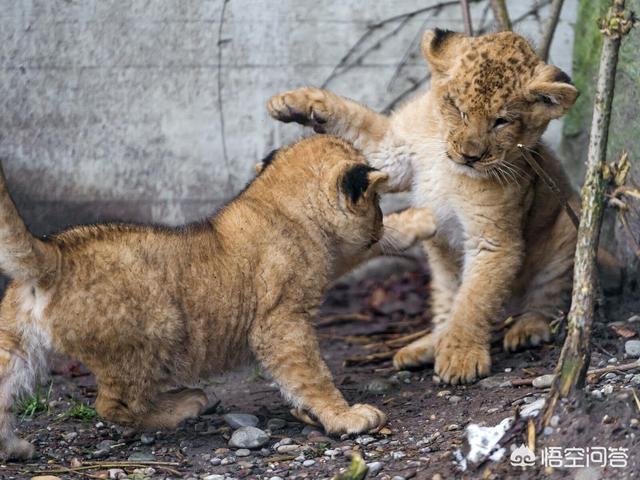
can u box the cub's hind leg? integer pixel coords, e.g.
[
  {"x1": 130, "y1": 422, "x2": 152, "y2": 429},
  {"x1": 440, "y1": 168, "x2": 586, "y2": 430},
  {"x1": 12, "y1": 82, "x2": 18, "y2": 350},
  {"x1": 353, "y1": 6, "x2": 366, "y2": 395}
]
[
  {"x1": 0, "y1": 336, "x2": 36, "y2": 461},
  {"x1": 96, "y1": 380, "x2": 207, "y2": 430},
  {"x1": 504, "y1": 213, "x2": 575, "y2": 352}
]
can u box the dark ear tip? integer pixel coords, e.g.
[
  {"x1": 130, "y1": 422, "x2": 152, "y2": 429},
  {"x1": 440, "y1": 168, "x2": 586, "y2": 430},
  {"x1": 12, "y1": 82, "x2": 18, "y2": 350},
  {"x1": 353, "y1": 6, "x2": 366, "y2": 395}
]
[
  {"x1": 431, "y1": 28, "x2": 456, "y2": 50},
  {"x1": 342, "y1": 164, "x2": 376, "y2": 203},
  {"x1": 259, "y1": 148, "x2": 279, "y2": 172},
  {"x1": 552, "y1": 69, "x2": 573, "y2": 85}
]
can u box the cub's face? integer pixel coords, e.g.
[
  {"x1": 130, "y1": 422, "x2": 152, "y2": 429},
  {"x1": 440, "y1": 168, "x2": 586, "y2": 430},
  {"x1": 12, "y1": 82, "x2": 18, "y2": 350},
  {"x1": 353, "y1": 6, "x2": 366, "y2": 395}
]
[{"x1": 422, "y1": 30, "x2": 578, "y2": 178}]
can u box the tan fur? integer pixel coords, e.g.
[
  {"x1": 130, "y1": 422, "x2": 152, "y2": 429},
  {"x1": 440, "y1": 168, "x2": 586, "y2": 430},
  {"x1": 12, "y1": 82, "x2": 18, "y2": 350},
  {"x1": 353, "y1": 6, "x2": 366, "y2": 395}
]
[
  {"x1": 268, "y1": 30, "x2": 579, "y2": 385},
  {"x1": 0, "y1": 135, "x2": 436, "y2": 460}
]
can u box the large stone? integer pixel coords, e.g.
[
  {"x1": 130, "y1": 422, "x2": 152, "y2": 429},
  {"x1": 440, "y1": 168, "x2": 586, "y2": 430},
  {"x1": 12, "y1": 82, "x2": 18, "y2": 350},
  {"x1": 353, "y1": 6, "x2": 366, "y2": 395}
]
[
  {"x1": 625, "y1": 340, "x2": 640, "y2": 358},
  {"x1": 223, "y1": 413, "x2": 259, "y2": 429},
  {"x1": 229, "y1": 426, "x2": 270, "y2": 449}
]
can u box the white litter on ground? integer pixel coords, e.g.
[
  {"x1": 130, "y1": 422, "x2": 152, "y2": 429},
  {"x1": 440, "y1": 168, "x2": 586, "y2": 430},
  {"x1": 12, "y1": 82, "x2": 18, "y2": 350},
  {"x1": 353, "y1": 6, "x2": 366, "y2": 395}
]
[{"x1": 454, "y1": 417, "x2": 513, "y2": 471}]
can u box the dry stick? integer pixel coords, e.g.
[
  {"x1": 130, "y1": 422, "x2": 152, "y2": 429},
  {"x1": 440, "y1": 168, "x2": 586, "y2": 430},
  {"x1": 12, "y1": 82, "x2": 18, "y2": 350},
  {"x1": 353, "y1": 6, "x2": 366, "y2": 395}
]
[
  {"x1": 460, "y1": 0, "x2": 474, "y2": 36},
  {"x1": 489, "y1": 0, "x2": 512, "y2": 31},
  {"x1": 509, "y1": 360, "x2": 640, "y2": 387},
  {"x1": 541, "y1": 0, "x2": 633, "y2": 428},
  {"x1": 518, "y1": 145, "x2": 580, "y2": 229},
  {"x1": 315, "y1": 313, "x2": 370, "y2": 328},
  {"x1": 538, "y1": 0, "x2": 565, "y2": 61}
]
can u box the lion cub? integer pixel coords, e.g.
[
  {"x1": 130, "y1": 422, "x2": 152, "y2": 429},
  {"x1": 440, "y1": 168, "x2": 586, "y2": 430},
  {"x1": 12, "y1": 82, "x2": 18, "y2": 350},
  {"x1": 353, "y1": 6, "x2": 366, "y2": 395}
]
[
  {"x1": 0, "y1": 135, "x2": 434, "y2": 460},
  {"x1": 269, "y1": 30, "x2": 580, "y2": 385}
]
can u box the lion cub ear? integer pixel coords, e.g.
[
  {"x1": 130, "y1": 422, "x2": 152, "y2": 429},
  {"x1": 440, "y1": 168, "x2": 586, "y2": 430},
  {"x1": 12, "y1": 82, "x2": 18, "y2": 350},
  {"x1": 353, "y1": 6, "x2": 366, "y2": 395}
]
[
  {"x1": 421, "y1": 29, "x2": 467, "y2": 76},
  {"x1": 526, "y1": 64, "x2": 579, "y2": 119},
  {"x1": 255, "y1": 148, "x2": 280, "y2": 174},
  {"x1": 341, "y1": 164, "x2": 389, "y2": 205}
]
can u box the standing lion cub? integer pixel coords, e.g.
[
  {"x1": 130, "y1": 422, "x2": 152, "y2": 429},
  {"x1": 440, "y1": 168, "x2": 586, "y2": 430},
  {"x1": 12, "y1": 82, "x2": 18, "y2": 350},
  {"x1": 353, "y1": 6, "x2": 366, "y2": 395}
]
[
  {"x1": 269, "y1": 30, "x2": 580, "y2": 385},
  {"x1": 0, "y1": 135, "x2": 434, "y2": 460}
]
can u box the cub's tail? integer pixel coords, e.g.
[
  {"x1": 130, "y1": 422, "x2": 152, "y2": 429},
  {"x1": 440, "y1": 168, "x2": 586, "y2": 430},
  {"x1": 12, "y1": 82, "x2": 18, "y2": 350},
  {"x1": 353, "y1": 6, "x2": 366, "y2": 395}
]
[{"x1": 0, "y1": 163, "x2": 57, "y2": 284}]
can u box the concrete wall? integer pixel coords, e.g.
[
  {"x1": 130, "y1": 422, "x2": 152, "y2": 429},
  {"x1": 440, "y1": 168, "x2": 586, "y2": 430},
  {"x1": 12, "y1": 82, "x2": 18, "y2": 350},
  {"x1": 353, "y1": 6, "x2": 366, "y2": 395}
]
[{"x1": 0, "y1": 0, "x2": 576, "y2": 235}]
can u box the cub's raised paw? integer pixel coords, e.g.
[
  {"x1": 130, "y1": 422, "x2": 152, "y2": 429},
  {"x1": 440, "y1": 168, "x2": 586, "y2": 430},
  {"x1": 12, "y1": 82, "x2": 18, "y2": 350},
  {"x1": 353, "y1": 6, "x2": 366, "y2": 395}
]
[
  {"x1": 504, "y1": 313, "x2": 551, "y2": 352},
  {"x1": 434, "y1": 336, "x2": 490, "y2": 385},
  {"x1": 393, "y1": 332, "x2": 437, "y2": 370},
  {"x1": 323, "y1": 404, "x2": 386, "y2": 435},
  {"x1": 267, "y1": 87, "x2": 330, "y2": 132},
  {"x1": 385, "y1": 207, "x2": 437, "y2": 248}
]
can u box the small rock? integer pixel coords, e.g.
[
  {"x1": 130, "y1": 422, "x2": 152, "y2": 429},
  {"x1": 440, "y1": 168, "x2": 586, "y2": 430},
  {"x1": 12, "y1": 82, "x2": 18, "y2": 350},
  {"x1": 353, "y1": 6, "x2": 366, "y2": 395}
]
[
  {"x1": 391, "y1": 476, "x2": 406, "y2": 480},
  {"x1": 532, "y1": 374, "x2": 555, "y2": 388},
  {"x1": 324, "y1": 449, "x2": 340, "y2": 457},
  {"x1": 550, "y1": 415, "x2": 560, "y2": 428},
  {"x1": 602, "y1": 415, "x2": 614, "y2": 424},
  {"x1": 631, "y1": 374, "x2": 640, "y2": 386},
  {"x1": 478, "y1": 377, "x2": 507, "y2": 389},
  {"x1": 625, "y1": 340, "x2": 640, "y2": 357},
  {"x1": 209, "y1": 457, "x2": 222, "y2": 466},
  {"x1": 277, "y1": 444, "x2": 301, "y2": 454},
  {"x1": 133, "y1": 468, "x2": 156, "y2": 476},
  {"x1": 31, "y1": 477, "x2": 62, "y2": 480},
  {"x1": 591, "y1": 389, "x2": 604, "y2": 400},
  {"x1": 62, "y1": 432, "x2": 78, "y2": 442},
  {"x1": 95, "y1": 422, "x2": 105, "y2": 429},
  {"x1": 365, "y1": 378, "x2": 393, "y2": 394},
  {"x1": 140, "y1": 433, "x2": 155, "y2": 445},
  {"x1": 608, "y1": 357, "x2": 618, "y2": 364},
  {"x1": 448, "y1": 395, "x2": 462, "y2": 404},
  {"x1": 202, "y1": 475, "x2": 225, "y2": 480},
  {"x1": 302, "y1": 459, "x2": 316, "y2": 467},
  {"x1": 235, "y1": 448, "x2": 251, "y2": 457},
  {"x1": 486, "y1": 407, "x2": 500, "y2": 414},
  {"x1": 630, "y1": 418, "x2": 639, "y2": 428},
  {"x1": 220, "y1": 456, "x2": 236, "y2": 465},
  {"x1": 395, "y1": 370, "x2": 412, "y2": 383},
  {"x1": 266, "y1": 418, "x2": 287, "y2": 431},
  {"x1": 224, "y1": 413, "x2": 260, "y2": 429},
  {"x1": 127, "y1": 452, "x2": 155, "y2": 462},
  {"x1": 445, "y1": 424, "x2": 461, "y2": 431},
  {"x1": 108, "y1": 469, "x2": 126, "y2": 480},
  {"x1": 367, "y1": 461, "x2": 384, "y2": 476},
  {"x1": 355, "y1": 435, "x2": 376, "y2": 446},
  {"x1": 436, "y1": 390, "x2": 451, "y2": 397},
  {"x1": 602, "y1": 384, "x2": 614, "y2": 395},
  {"x1": 604, "y1": 372, "x2": 618, "y2": 381},
  {"x1": 392, "y1": 451, "x2": 407, "y2": 460},
  {"x1": 269, "y1": 477, "x2": 284, "y2": 480},
  {"x1": 229, "y1": 426, "x2": 269, "y2": 449},
  {"x1": 543, "y1": 426, "x2": 554, "y2": 435},
  {"x1": 301, "y1": 425, "x2": 320, "y2": 436},
  {"x1": 627, "y1": 315, "x2": 640, "y2": 323}
]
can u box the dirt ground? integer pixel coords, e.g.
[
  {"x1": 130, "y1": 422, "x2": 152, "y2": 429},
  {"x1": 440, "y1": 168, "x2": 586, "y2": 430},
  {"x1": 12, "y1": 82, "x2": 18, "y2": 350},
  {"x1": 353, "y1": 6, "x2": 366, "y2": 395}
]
[{"x1": 2, "y1": 264, "x2": 639, "y2": 480}]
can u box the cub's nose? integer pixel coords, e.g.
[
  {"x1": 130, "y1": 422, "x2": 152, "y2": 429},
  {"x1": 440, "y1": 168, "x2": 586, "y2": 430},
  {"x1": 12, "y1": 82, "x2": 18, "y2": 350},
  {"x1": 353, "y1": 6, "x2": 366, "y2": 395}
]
[{"x1": 462, "y1": 154, "x2": 481, "y2": 165}]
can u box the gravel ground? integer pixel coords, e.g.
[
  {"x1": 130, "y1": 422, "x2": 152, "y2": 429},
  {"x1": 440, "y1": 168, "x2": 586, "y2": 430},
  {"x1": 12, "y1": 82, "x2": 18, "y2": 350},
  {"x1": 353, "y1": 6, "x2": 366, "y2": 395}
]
[{"x1": 3, "y1": 267, "x2": 640, "y2": 480}]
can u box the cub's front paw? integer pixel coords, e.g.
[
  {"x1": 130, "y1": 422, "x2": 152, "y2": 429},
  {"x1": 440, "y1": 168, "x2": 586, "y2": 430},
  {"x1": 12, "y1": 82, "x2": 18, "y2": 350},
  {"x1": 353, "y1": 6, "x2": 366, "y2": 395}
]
[
  {"x1": 504, "y1": 313, "x2": 551, "y2": 352},
  {"x1": 434, "y1": 336, "x2": 490, "y2": 385},
  {"x1": 267, "y1": 87, "x2": 330, "y2": 132},
  {"x1": 323, "y1": 404, "x2": 387, "y2": 435},
  {"x1": 393, "y1": 332, "x2": 438, "y2": 370}
]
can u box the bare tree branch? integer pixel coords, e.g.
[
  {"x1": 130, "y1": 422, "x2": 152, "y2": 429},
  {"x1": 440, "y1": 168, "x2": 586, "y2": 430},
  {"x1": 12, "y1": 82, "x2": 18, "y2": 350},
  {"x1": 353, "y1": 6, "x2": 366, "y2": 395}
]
[
  {"x1": 541, "y1": 0, "x2": 633, "y2": 427},
  {"x1": 538, "y1": 0, "x2": 565, "y2": 61},
  {"x1": 460, "y1": 0, "x2": 474, "y2": 36},
  {"x1": 489, "y1": 0, "x2": 512, "y2": 31}
]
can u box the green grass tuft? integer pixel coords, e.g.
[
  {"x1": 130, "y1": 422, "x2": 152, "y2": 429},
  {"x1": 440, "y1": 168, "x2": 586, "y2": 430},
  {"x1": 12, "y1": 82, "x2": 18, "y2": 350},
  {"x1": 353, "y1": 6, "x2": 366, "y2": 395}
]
[
  {"x1": 16, "y1": 383, "x2": 52, "y2": 419},
  {"x1": 63, "y1": 402, "x2": 97, "y2": 420}
]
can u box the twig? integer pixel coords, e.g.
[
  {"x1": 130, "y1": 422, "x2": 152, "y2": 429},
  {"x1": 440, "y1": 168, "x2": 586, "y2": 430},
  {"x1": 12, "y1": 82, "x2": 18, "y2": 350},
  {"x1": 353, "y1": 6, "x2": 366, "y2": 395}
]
[
  {"x1": 542, "y1": 0, "x2": 633, "y2": 428},
  {"x1": 460, "y1": 0, "x2": 474, "y2": 36},
  {"x1": 363, "y1": 328, "x2": 430, "y2": 350},
  {"x1": 518, "y1": 145, "x2": 580, "y2": 229},
  {"x1": 508, "y1": 360, "x2": 640, "y2": 386},
  {"x1": 37, "y1": 461, "x2": 182, "y2": 477},
  {"x1": 315, "y1": 313, "x2": 371, "y2": 328},
  {"x1": 538, "y1": 0, "x2": 565, "y2": 61},
  {"x1": 489, "y1": 0, "x2": 512, "y2": 31},
  {"x1": 344, "y1": 350, "x2": 395, "y2": 367}
]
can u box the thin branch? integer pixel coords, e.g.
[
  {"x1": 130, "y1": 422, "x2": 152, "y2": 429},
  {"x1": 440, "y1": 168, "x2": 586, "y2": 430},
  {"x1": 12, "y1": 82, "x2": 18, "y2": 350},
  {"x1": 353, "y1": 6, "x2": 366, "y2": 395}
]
[
  {"x1": 538, "y1": 0, "x2": 565, "y2": 61},
  {"x1": 490, "y1": 0, "x2": 512, "y2": 31},
  {"x1": 542, "y1": 0, "x2": 633, "y2": 427},
  {"x1": 217, "y1": 0, "x2": 232, "y2": 195},
  {"x1": 460, "y1": 0, "x2": 474, "y2": 36}
]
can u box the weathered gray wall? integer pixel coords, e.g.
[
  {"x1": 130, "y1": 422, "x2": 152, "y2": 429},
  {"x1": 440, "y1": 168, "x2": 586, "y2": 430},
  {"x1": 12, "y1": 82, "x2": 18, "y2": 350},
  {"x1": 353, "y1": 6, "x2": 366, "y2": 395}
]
[{"x1": 0, "y1": 0, "x2": 576, "y2": 235}]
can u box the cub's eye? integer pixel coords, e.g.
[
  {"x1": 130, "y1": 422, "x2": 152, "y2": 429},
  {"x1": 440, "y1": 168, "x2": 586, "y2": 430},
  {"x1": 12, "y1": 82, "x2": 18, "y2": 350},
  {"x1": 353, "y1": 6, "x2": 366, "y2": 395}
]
[{"x1": 493, "y1": 117, "x2": 509, "y2": 129}]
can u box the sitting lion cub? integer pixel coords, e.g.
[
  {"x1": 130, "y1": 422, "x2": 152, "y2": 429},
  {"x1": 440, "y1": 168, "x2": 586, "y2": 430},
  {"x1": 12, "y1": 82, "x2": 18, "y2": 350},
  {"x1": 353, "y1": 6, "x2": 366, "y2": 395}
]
[
  {"x1": 269, "y1": 30, "x2": 580, "y2": 385},
  {"x1": 0, "y1": 135, "x2": 434, "y2": 460}
]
